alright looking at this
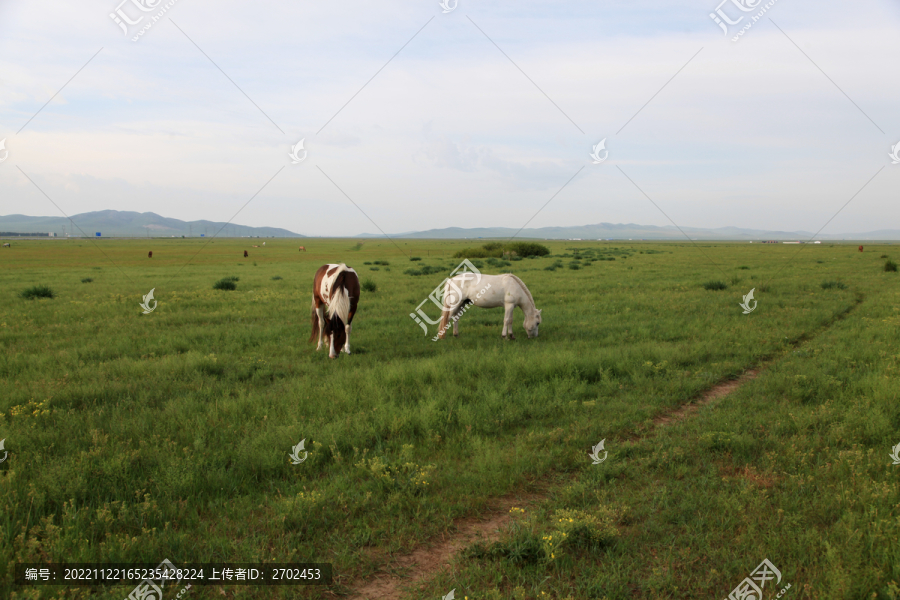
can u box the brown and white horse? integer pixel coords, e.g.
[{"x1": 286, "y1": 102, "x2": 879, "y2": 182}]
[
  {"x1": 309, "y1": 263, "x2": 360, "y2": 358},
  {"x1": 299, "y1": 246, "x2": 306, "y2": 252}
]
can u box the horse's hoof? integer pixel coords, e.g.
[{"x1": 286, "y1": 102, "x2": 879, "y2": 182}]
[{"x1": 509, "y1": 334, "x2": 516, "y2": 340}]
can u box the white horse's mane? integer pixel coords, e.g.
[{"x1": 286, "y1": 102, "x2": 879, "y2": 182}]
[
  {"x1": 325, "y1": 264, "x2": 351, "y2": 323},
  {"x1": 505, "y1": 274, "x2": 535, "y2": 309}
]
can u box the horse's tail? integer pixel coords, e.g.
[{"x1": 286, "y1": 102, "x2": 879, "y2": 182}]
[{"x1": 308, "y1": 294, "x2": 319, "y2": 343}]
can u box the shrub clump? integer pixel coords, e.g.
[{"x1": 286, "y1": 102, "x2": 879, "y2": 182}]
[
  {"x1": 271, "y1": 276, "x2": 282, "y2": 280},
  {"x1": 544, "y1": 508, "x2": 619, "y2": 555},
  {"x1": 409, "y1": 257, "x2": 421, "y2": 261},
  {"x1": 81, "y1": 278, "x2": 93, "y2": 283},
  {"x1": 484, "y1": 257, "x2": 511, "y2": 268},
  {"x1": 362, "y1": 279, "x2": 377, "y2": 292},
  {"x1": 885, "y1": 260, "x2": 898, "y2": 273},
  {"x1": 213, "y1": 277, "x2": 239, "y2": 290},
  {"x1": 821, "y1": 281, "x2": 847, "y2": 290},
  {"x1": 544, "y1": 260, "x2": 564, "y2": 272},
  {"x1": 21, "y1": 285, "x2": 55, "y2": 299},
  {"x1": 454, "y1": 241, "x2": 550, "y2": 259},
  {"x1": 702, "y1": 280, "x2": 727, "y2": 291},
  {"x1": 404, "y1": 265, "x2": 444, "y2": 277}
]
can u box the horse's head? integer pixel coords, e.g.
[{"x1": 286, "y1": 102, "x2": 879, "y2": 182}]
[
  {"x1": 323, "y1": 313, "x2": 347, "y2": 359},
  {"x1": 525, "y1": 309, "x2": 542, "y2": 338}
]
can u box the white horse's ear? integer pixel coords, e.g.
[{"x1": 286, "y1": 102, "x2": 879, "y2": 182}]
[{"x1": 537, "y1": 309, "x2": 542, "y2": 315}]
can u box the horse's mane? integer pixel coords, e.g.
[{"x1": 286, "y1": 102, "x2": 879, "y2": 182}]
[
  {"x1": 506, "y1": 274, "x2": 535, "y2": 308},
  {"x1": 326, "y1": 264, "x2": 351, "y2": 323}
]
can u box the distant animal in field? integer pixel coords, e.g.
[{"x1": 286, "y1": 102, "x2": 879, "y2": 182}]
[
  {"x1": 299, "y1": 246, "x2": 306, "y2": 252},
  {"x1": 252, "y1": 245, "x2": 259, "y2": 248},
  {"x1": 244, "y1": 250, "x2": 248, "y2": 257},
  {"x1": 859, "y1": 245, "x2": 864, "y2": 252},
  {"x1": 438, "y1": 273, "x2": 541, "y2": 340},
  {"x1": 263, "y1": 242, "x2": 266, "y2": 246},
  {"x1": 310, "y1": 263, "x2": 360, "y2": 359},
  {"x1": 2, "y1": 243, "x2": 9, "y2": 248},
  {"x1": 148, "y1": 250, "x2": 152, "y2": 258}
]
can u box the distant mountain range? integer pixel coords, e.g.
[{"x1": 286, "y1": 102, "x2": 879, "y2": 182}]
[
  {"x1": 0, "y1": 211, "x2": 303, "y2": 238},
  {"x1": 2, "y1": 211, "x2": 897, "y2": 240},
  {"x1": 358, "y1": 223, "x2": 900, "y2": 241}
]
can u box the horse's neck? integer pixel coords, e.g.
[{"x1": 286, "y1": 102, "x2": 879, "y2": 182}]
[{"x1": 514, "y1": 286, "x2": 536, "y2": 316}]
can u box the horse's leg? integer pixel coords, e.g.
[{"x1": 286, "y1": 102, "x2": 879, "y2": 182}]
[
  {"x1": 315, "y1": 305, "x2": 326, "y2": 351},
  {"x1": 451, "y1": 304, "x2": 464, "y2": 337},
  {"x1": 503, "y1": 303, "x2": 515, "y2": 339},
  {"x1": 343, "y1": 323, "x2": 351, "y2": 354}
]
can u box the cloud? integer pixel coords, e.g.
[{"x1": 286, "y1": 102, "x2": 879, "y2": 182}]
[{"x1": 0, "y1": 0, "x2": 898, "y2": 235}]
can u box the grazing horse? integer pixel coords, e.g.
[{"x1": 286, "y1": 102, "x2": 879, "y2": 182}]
[
  {"x1": 859, "y1": 245, "x2": 864, "y2": 252},
  {"x1": 2, "y1": 243, "x2": 10, "y2": 248},
  {"x1": 299, "y1": 246, "x2": 306, "y2": 252},
  {"x1": 438, "y1": 273, "x2": 541, "y2": 340},
  {"x1": 309, "y1": 263, "x2": 360, "y2": 358},
  {"x1": 148, "y1": 251, "x2": 152, "y2": 258},
  {"x1": 244, "y1": 250, "x2": 248, "y2": 257}
]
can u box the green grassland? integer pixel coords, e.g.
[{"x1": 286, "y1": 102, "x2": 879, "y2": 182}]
[{"x1": 1, "y1": 238, "x2": 898, "y2": 599}]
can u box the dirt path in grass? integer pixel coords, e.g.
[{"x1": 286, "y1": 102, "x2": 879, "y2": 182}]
[
  {"x1": 346, "y1": 492, "x2": 545, "y2": 600},
  {"x1": 345, "y1": 372, "x2": 760, "y2": 600},
  {"x1": 652, "y1": 368, "x2": 760, "y2": 428}
]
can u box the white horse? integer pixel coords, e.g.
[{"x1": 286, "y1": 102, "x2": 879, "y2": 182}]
[{"x1": 438, "y1": 273, "x2": 541, "y2": 340}]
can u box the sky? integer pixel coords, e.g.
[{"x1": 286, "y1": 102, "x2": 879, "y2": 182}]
[{"x1": 0, "y1": 0, "x2": 898, "y2": 237}]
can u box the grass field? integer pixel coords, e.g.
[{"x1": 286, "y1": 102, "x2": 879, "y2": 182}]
[{"x1": 1, "y1": 237, "x2": 898, "y2": 600}]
